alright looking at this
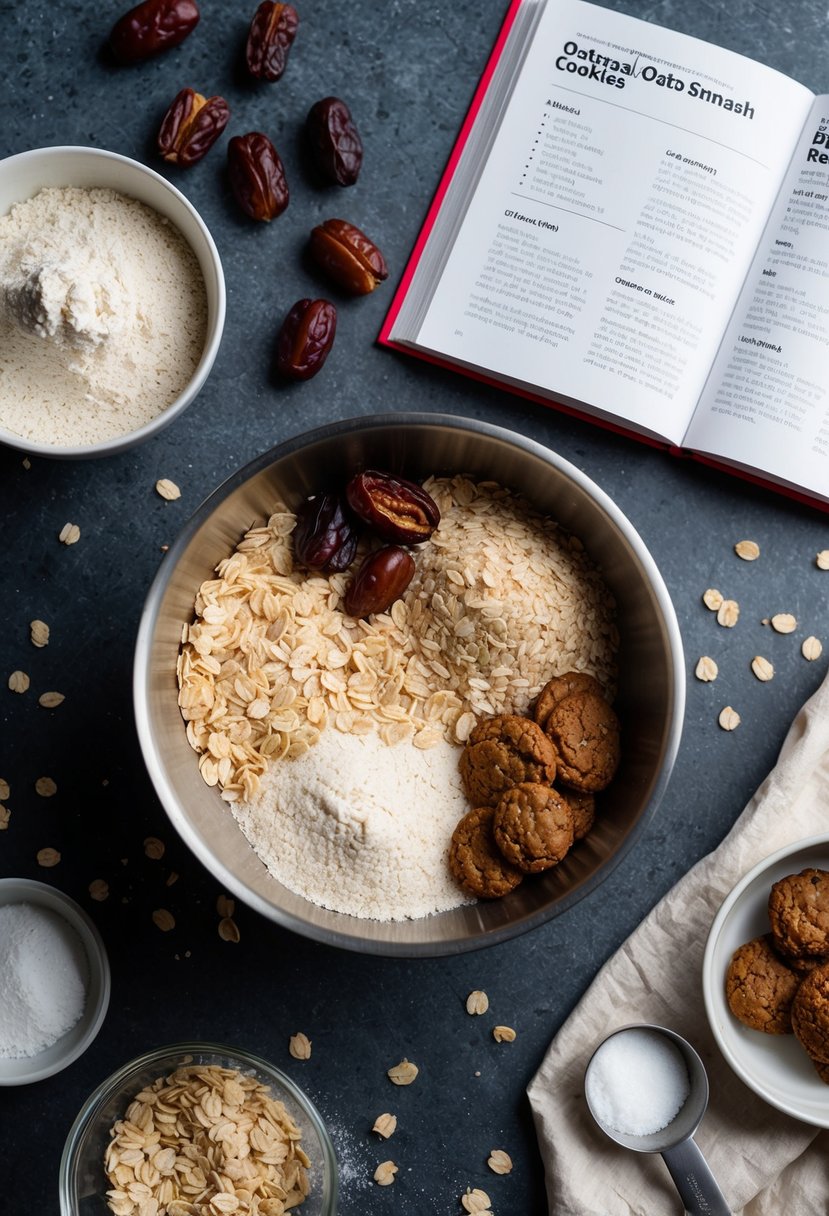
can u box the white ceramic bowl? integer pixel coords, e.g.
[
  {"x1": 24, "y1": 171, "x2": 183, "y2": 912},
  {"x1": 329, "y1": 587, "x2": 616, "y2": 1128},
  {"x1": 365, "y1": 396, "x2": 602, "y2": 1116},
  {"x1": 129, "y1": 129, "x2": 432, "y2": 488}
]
[
  {"x1": 0, "y1": 145, "x2": 225, "y2": 459},
  {"x1": 0, "y1": 877, "x2": 110, "y2": 1085},
  {"x1": 703, "y1": 835, "x2": 829, "y2": 1127}
]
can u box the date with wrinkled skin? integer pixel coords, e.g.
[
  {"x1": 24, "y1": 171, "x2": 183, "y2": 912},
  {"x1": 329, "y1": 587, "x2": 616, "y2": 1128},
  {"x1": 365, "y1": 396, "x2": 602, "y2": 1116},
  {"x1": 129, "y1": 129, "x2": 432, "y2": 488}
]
[
  {"x1": 344, "y1": 546, "x2": 415, "y2": 618},
  {"x1": 346, "y1": 470, "x2": 440, "y2": 545},
  {"x1": 246, "y1": 1, "x2": 299, "y2": 81},
  {"x1": 306, "y1": 97, "x2": 363, "y2": 186},
  {"x1": 294, "y1": 492, "x2": 357, "y2": 572},
  {"x1": 276, "y1": 298, "x2": 337, "y2": 381},
  {"x1": 110, "y1": 0, "x2": 199, "y2": 63},
  {"x1": 227, "y1": 132, "x2": 289, "y2": 221},
  {"x1": 308, "y1": 218, "x2": 388, "y2": 295},
  {"x1": 158, "y1": 88, "x2": 230, "y2": 166}
]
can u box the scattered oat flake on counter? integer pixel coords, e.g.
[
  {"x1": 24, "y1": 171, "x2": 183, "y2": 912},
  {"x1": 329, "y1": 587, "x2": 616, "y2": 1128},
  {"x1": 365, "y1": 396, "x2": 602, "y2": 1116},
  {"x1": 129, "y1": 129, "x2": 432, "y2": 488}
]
[
  {"x1": 695, "y1": 656, "x2": 718, "y2": 682},
  {"x1": 493, "y1": 1025, "x2": 516, "y2": 1042},
  {"x1": 467, "y1": 990, "x2": 489, "y2": 1015},
  {"x1": 373, "y1": 1113, "x2": 397, "y2": 1138},
  {"x1": 734, "y1": 540, "x2": 760, "y2": 561},
  {"x1": 143, "y1": 835, "x2": 165, "y2": 859},
  {"x1": 462, "y1": 1187, "x2": 492, "y2": 1213},
  {"x1": 8, "y1": 670, "x2": 29, "y2": 693},
  {"x1": 38, "y1": 690, "x2": 65, "y2": 708},
  {"x1": 702, "y1": 588, "x2": 723, "y2": 611},
  {"x1": 816, "y1": 550, "x2": 829, "y2": 570},
  {"x1": 803, "y1": 636, "x2": 823, "y2": 660},
  {"x1": 751, "y1": 656, "x2": 774, "y2": 682},
  {"x1": 771, "y1": 613, "x2": 797, "y2": 634},
  {"x1": 59, "y1": 522, "x2": 80, "y2": 545},
  {"x1": 155, "y1": 477, "x2": 181, "y2": 501},
  {"x1": 35, "y1": 777, "x2": 57, "y2": 797},
  {"x1": 719, "y1": 706, "x2": 741, "y2": 731},
  {"x1": 0, "y1": 806, "x2": 10, "y2": 830},
  {"x1": 374, "y1": 1161, "x2": 398, "y2": 1186},
  {"x1": 89, "y1": 878, "x2": 109, "y2": 901},
  {"x1": 152, "y1": 908, "x2": 175, "y2": 931},
  {"x1": 22, "y1": 457, "x2": 31, "y2": 470},
  {"x1": 216, "y1": 893, "x2": 235, "y2": 918},
  {"x1": 0, "y1": 778, "x2": 9, "y2": 800},
  {"x1": 37, "y1": 847, "x2": 60, "y2": 867},
  {"x1": 388, "y1": 1058, "x2": 418, "y2": 1085},
  {"x1": 218, "y1": 916, "x2": 240, "y2": 942},
  {"x1": 716, "y1": 599, "x2": 740, "y2": 627},
  {"x1": 488, "y1": 1149, "x2": 513, "y2": 1175},
  {"x1": 30, "y1": 619, "x2": 49, "y2": 647},
  {"x1": 290, "y1": 1032, "x2": 312, "y2": 1060},
  {"x1": 165, "y1": 870, "x2": 179, "y2": 886}
]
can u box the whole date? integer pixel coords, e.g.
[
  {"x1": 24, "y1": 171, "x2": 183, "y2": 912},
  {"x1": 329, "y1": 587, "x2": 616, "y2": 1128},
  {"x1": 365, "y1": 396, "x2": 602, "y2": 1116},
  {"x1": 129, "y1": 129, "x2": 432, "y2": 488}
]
[
  {"x1": 110, "y1": 0, "x2": 200, "y2": 63},
  {"x1": 293, "y1": 492, "x2": 357, "y2": 572},
  {"x1": 344, "y1": 546, "x2": 416, "y2": 618},
  {"x1": 158, "y1": 88, "x2": 230, "y2": 166},
  {"x1": 305, "y1": 97, "x2": 363, "y2": 187},
  {"x1": 308, "y1": 218, "x2": 387, "y2": 295},
  {"x1": 245, "y1": 1, "x2": 299, "y2": 81},
  {"x1": 227, "y1": 132, "x2": 289, "y2": 221},
  {"x1": 276, "y1": 298, "x2": 337, "y2": 381}
]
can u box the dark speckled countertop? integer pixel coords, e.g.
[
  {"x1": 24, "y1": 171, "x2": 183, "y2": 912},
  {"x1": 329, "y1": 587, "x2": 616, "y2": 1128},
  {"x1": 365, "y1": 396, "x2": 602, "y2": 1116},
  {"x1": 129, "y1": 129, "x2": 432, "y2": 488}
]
[{"x1": 1, "y1": 2, "x2": 828, "y2": 1213}]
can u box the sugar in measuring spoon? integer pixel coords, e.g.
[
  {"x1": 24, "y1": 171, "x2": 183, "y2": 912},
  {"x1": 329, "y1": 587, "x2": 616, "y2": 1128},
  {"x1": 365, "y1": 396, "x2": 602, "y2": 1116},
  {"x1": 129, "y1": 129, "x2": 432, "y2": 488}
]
[{"x1": 584, "y1": 1024, "x2": 732, "y2": 1216}]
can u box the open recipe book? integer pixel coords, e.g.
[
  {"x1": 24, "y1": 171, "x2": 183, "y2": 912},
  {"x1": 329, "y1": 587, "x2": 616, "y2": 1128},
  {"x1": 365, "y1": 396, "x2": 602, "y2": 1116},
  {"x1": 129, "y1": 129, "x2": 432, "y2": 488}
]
[{"x1": 379, "y1": 0, "x2": 829, "y2": 508}]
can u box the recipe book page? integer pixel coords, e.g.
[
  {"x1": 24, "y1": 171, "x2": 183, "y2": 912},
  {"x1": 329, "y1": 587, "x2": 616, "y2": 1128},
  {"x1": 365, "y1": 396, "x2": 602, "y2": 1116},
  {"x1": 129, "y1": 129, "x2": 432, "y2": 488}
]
[
  {"x1": 684, "y1": 96, "x2": 829, "y2": 501},
  {"x1": 406, "y1": 0, "x2": 813, "y2": 444}
]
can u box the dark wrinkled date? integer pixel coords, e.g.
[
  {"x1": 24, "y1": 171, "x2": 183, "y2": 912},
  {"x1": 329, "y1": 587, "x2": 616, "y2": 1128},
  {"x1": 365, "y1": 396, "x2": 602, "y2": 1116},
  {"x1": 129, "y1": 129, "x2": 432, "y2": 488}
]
[
  {"x1": 344, "y1": 546, "x2": 415, "y2": 618},
  {"x1": 306, "y1": 97, "x2": 363, "y2": 186},
  {"x1": 294, "y1": 492, "x2": 357, "y2": 572},
  {"x1": 276, "y1": 298, "x2": 337, "y2": 381},
  {"x1": 110, "y1": 0, "x2": 200, "y2": 63},
  {"x1": 246, "y1": 1, "x2": 299, "y2": 81},
  {"x1": 346, "y1": 470, "x2": 440, "y2": 544},
  {"x1": 227, "y1": 132, "x2": 289, "y2": 221},
  {"x1": 308, "y1": 218, "x2": 388, "y2": 295},
  {"x1": 158, "y1": 88, "x2": 230, "y2": 166}
]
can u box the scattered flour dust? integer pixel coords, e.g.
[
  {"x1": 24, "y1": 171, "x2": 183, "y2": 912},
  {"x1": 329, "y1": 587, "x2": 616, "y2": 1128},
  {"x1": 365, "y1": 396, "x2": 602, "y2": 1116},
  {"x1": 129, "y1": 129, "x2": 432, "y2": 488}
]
[
  {"x1": 234, "y1": 729, "x2": 473, "y2": 921},
  {"x1": 0, "y1": 186, "x2": 206, "y2": 446}
]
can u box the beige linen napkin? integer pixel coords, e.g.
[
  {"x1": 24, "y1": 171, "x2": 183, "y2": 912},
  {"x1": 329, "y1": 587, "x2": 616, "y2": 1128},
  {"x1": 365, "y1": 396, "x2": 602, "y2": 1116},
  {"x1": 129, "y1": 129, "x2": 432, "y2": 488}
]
[{"x1": 528, "y1": 670, "x2": 829, "y2": 1215}]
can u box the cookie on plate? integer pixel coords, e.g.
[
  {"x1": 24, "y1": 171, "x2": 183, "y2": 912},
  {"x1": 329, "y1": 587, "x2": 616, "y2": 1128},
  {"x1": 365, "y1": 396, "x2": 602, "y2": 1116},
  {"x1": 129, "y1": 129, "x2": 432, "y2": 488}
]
[
  {"x1": 768, "y1": 868, "x2": 829, "y2": 959},
  {"x1": 791, "y1": 961, "x2": 829, "y2": 1062},
  {"x1": 725, "y1": 934, "x2": 799, "y2": 1034},
  {"x1": 449, "y1": 805, "x2": 524, "y2": 899},
  {"x1": 459, "y1": 714, "x2": 556, "y2": 807},
  {"x1": 544, "y1": 692, "x2": 620, "y2": 792},
  {"x1": 493, "y1": 782, "x2": 574, "y2": 874},
  {"x1": 533, "y1": 671, "x2": 607, "y2": 730}
]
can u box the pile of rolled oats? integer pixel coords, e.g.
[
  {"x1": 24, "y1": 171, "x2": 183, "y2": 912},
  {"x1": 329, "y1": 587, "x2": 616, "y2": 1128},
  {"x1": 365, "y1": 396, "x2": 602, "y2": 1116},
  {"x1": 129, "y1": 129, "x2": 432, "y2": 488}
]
[
  {"x1": 177, "y1": 477, "x2": 617, "y2": 803},
  {"x1": 104, "y1": 1062, "x2": 310, "y2": 1216}
]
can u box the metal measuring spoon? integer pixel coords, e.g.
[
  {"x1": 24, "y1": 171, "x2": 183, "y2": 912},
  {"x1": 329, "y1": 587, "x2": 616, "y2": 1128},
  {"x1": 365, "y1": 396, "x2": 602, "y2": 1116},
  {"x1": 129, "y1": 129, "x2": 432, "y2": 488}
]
[{"x1": 584, "y1": 1024, "x2": 731, "y2": 1216}]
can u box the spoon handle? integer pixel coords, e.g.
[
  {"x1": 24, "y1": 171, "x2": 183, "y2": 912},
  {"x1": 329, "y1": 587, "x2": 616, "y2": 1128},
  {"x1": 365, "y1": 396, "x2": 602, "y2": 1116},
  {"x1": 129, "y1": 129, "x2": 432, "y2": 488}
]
[{"x1": 661, "y1": 1138, "x2": 732, "y2": 1216}]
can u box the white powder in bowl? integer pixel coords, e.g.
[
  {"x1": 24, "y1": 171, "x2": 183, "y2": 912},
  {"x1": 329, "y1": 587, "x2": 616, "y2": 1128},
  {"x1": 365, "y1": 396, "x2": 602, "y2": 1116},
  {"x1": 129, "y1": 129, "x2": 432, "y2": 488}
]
[
  {"x1": 0, "y1": 902, "x2": 87, "y2": 1058},
  {"x1": 0, "y1": 185, "x2": 206, "y2": 446},
  {"x1": 234, "y1": 729, "x2": 473, "y2": 921},
  {"x1": 586, "y1": 1028, "x2": 690, "y2": 1137}
]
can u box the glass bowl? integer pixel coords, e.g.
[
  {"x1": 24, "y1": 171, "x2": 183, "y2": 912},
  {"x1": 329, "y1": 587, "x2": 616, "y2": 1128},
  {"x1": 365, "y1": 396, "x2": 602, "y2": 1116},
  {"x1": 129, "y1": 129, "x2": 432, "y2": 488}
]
[{"x1": 59, "y1": 1042, "x2": 338, "y2": 1215}]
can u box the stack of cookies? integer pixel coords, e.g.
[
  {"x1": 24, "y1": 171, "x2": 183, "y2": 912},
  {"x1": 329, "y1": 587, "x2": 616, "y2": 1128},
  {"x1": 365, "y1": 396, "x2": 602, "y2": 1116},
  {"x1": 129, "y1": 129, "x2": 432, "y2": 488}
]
[
  {"x1": 726, "y1": 868, "x2": 829, "y2": 1083},
  {"x1": 448, "y1": 672, "x2": 620, "y2": 899}
]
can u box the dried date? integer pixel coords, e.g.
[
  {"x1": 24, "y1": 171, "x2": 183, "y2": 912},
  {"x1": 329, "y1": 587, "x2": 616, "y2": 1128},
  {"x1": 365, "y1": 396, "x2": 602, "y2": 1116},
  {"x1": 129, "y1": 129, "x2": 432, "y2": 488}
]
[
  {"x1": 346, "y1": 470, "x2": 440, "y2": 544},
  {"x1": 308, "y1": 218, "x2": 387, "y2": 295},
  {"x1": 246, "y1": 1, "x2": 299, "y2": 81},
  {"x1": 227, "y1": 132, "x2": 289, "y2": 221},
  {"x1": 294, "y1": 492, "x2": 357, "y2": 572},
  {"x1": 344, "y1": 546, "x2": 415, "y2": 618},
  {"x1": 158, "y1": 88, "x2": 230, "y2": 166},
  {"x1": 306, "y1": 97, "x2": 363, "y2": 186},
  {"x1": 276, "y1": 298, "x2": 337, "y2": 381},
  {"x1": 110, "y1": 0, "x2": 200, "y2": 63}
]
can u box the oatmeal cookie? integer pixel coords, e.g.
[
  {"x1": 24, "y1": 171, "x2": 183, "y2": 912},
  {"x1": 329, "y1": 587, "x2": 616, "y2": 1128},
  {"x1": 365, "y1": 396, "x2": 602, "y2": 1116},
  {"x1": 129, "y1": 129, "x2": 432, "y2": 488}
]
[
  {"x1": 768, "y1": 869, "x2": 829, "y2": 959},
  {"x1": 449, "y1": 805, "x2": 524, "y2": 899},
  {"x1": 544, "y1": 692, "x2": 620, "y2": 792},
  {"x1": 533, "y1": 671, "x2": 606, "y2": 729},
  {"x1": 493, "y1": 782, "x2": 574, "y2": 873},
  {"x1": 725, "y1": 935, "x2": 799, "y2": 1034},
  {"x1": 559, "y1": 787, "x2": 595, "y2": 841},
  {"x1": 459, "y1": 714, "x2": 556, "y2": 807},
  {"x1": 791, "y1": 962, "x2": 829, "y2": 1062}
]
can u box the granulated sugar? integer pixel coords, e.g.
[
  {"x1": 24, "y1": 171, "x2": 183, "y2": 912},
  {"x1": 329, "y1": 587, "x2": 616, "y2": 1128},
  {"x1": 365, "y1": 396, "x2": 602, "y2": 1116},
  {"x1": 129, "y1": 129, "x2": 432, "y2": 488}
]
[
  {"x1": 0, "y1": 186, "x2": 206, "y2": 446},
  {"x1": 585, "y1": 1028, "x2": 690, "y2": 1137},
  {"x1": 0, "y1": 902, "x2": 87, "y2": 1058},
  {"x1": 234, "y1": 729, "x2": 473, "y2": 920}
]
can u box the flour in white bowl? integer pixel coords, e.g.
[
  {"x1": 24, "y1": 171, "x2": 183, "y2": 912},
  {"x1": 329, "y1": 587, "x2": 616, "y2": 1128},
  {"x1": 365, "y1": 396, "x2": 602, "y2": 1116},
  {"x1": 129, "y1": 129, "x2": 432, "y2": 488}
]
[
  {"x1": 0, "y1": 186, "x2": 206, "y2": 446},
  {"x1": 233, "y1": 729, "x2": 473, "y2": 921}
]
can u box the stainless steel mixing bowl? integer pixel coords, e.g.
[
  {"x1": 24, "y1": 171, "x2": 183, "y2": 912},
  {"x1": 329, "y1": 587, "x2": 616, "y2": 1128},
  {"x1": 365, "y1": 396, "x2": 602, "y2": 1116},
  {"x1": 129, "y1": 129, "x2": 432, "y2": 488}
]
[{"x1": 134, "y1": 413, "x2": 685, "y2": 955}]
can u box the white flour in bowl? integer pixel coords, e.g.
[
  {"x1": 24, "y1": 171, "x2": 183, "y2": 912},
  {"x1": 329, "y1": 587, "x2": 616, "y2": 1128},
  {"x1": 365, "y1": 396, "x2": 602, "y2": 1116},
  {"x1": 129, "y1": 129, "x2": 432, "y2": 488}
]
[
  {"x1": 233, "y1": 728, "x2": 473, "y2": 921},
  {"x1": 0, "y1": 185, "x2": 206, "y2": 446}
]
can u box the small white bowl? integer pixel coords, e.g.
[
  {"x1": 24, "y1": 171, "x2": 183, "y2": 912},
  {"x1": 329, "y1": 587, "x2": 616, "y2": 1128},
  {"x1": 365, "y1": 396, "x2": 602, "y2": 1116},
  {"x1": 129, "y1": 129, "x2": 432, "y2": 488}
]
[
  {"x1": 702, "y1": 835, "x2": 829, "y2": 1127},
  {"x1": 0, "y1": 877, "x2": 111, "y2": 1085},
  {"x1": 0, "y1": 145, "x2": 226, "y2": 459}
]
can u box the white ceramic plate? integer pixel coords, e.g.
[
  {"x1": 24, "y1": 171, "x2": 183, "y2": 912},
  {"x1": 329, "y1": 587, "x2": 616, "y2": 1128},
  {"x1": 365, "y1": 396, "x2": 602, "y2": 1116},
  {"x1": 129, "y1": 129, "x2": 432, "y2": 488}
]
[{"x1": 703, "y1": 836, "x2": 829, "y2": 1127}]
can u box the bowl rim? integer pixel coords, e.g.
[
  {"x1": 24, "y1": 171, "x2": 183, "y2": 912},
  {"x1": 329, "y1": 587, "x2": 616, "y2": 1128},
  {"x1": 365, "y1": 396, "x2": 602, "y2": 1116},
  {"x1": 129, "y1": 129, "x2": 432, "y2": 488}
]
[
  {"x1": 0, "y1": 144, "x2": 226, "y2": 460},
  {"x1": 58, "y1": 1039, "x2": 339, "y2": 1216},
  {"x1": 702, "y1": 832, "x2": 829, "y2": 1126},
  {"x1": 0, "y1": 876, "x2": 111, "y2": 1085},
  {"x1": 133, "y1": 411, "x2": 686, "y2": 956}
]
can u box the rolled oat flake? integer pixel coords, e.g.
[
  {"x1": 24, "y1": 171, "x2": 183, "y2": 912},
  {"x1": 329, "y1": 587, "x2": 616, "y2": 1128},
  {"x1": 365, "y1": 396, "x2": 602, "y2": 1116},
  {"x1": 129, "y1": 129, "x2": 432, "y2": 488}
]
[{"x1": 0, "y1": 902, "x2": 87, "y2": 1057}]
